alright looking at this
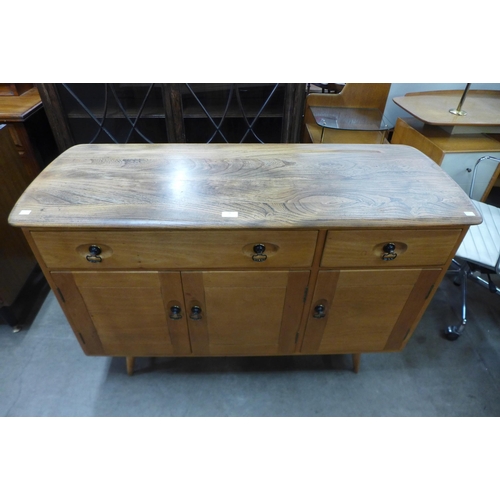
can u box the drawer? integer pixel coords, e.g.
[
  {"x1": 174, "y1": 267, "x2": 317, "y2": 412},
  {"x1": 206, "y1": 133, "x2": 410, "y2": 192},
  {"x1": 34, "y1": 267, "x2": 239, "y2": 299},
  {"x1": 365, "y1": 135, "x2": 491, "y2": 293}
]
[
  {"x1": 321, "y1": 229, "x2": 462, "y2": 268},
  {"x1": 31, "y1": 230, "x2": 318, "y2": 270}
]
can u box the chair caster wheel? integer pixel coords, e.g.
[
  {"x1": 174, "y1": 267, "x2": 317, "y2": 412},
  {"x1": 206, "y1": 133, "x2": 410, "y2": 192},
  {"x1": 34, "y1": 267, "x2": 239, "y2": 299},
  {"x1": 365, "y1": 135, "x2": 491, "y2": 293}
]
[{"x1": 445, "y1": 326, "x2": 460, "y2": 341}]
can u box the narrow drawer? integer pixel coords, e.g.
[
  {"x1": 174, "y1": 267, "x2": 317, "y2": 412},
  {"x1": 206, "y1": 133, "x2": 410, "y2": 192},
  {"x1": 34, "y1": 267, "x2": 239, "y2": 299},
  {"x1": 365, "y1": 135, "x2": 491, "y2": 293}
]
[
  {"x1": 321, "y1": 229, "x2": 462, "y2": 268},
  {"x1": 31, "y1": 230, "x2": 318, "y2": 270}
]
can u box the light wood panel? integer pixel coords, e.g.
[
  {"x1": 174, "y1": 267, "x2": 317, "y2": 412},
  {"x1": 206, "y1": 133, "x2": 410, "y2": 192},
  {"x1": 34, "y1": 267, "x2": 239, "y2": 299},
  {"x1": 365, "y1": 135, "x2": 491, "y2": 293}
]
[
  {"x1": 182, "y1": 271, "x2": 308, "y2": 355},
  {"x1": 30, "y1": 229, "x2": 318, "y2": 270},
  {"x1": 0, "y1": 88, "x2": 42, "y2": 121},
  {"x1": 301, "y1": 269, "x2": 433, "y2": 353},
  {"x1": 321, "y1": 229, "x2": 462, "y2": 268},
  {"x1": 50, "y1": 272, "x2": 104, "y2": 355},
  {"x1": 60, "y1": 271, "x2": 190, "y2": 356},
  {"x1": 305, "y1": 124, "x2": 387, "y2": 144},
  {"x1": 393, "y1": 90, "x2": 500, "y2": 126}
]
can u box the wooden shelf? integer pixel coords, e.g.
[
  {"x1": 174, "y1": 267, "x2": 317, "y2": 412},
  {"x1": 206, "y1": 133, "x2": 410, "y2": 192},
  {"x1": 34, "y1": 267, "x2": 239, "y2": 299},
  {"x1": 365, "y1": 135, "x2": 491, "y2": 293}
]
[{"x1": 402, "y1": 118, "x2": 500, "y2": 154}]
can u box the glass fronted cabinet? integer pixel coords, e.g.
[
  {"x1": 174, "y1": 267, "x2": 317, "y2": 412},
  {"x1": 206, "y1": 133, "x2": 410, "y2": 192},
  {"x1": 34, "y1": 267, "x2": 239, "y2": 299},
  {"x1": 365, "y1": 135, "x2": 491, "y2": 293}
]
[{"x1": 38, "y1": 83, "x2": 305, "y2": 152}]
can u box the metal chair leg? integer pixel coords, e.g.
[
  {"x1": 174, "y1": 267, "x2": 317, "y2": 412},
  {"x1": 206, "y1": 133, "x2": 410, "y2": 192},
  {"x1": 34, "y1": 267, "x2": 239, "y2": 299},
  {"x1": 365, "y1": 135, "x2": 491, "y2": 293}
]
[{"x1": 446, "y1": 263, "x2": 469, "y2": 340}]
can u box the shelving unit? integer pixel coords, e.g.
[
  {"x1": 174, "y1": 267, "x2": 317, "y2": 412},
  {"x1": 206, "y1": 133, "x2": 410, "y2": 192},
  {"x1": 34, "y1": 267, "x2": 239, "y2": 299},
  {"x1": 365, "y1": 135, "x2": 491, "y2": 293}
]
[{"x1": 38, "y1": 83, "x2": 305, "y2": 151}]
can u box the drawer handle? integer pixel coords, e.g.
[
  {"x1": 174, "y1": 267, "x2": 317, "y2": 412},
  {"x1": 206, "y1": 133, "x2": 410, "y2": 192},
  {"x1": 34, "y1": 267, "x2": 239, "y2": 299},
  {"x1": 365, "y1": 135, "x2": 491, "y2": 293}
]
[
  {"x1": 252, "y1": 243, "x2": 267, "y2": 262},
  {"x1": 382, "y1": 243, "x2": 397, "y2": 261},
  {"x1": 86, "y1": 245, "x2": 102, "y2": 264},
  {"x1": 169, "y1": 305, "x2": 182, "y2": 320},
  {"x1": 313, "y1": 304, "x2": 326, "y2": 319},
  {"x1": 190, "y1": 305, "x2": 203, "y2": 321}
]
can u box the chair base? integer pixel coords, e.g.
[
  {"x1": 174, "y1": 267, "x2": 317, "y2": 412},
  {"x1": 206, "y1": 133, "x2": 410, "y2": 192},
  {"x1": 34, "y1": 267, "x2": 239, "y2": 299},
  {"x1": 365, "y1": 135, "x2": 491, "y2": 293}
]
[{"x1": 445, "y1": 259, "x2": 500, "y2": 340}]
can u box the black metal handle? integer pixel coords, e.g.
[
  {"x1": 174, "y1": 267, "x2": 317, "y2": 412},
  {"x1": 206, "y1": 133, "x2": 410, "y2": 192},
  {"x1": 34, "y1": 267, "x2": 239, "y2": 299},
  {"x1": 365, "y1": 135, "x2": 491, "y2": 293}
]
[
  {"x1": 313, "y1": 304, "x2": 326, "y2": 319},
  {"x1": 190, "y1": 305, "x2": 202, "y2": 321},
  {"x1": 252, "y1": 243, "x2": 267, "y2": 262},
  {"x1": 382, "y1": 243, "x2": 397, "y2": 261},
  {"x1": 86, "y1": 245, "x2": 102, "y2": 263},
  {"x1": 169, "y1": 305, "x2": 182, "y2": 320}
]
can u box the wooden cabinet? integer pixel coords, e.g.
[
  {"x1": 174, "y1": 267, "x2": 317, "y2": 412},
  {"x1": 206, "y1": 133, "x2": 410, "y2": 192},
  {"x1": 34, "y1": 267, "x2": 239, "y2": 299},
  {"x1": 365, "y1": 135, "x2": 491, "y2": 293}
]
[
  {"x1": 0, "y1": 125, "x2": 41, "y2": 328},
  {"x1": 9, "y1": 144, "x2": 481, "y2": 374},
  {"x1": 0, "y1": 86, "x2": 58, "y2": 179},
  {"x1": 302, "y1": 226, "x2": 462, "y2": 354},
  {"x1": 392, "y1": 117, "x2": 500, "y2": 201}
]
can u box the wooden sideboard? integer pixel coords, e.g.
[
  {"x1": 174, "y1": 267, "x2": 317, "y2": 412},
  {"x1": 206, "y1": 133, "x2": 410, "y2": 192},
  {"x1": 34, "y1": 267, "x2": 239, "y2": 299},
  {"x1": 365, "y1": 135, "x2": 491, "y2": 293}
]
[{"x1": 9, "y1": 144, "x2": 481, "y2": 374}]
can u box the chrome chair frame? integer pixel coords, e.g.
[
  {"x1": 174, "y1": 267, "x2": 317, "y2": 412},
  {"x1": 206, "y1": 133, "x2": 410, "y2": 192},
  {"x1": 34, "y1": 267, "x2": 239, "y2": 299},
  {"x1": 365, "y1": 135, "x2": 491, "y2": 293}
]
[{"x1": 445, "y1": 155, "x2": 500, "y2": 340}]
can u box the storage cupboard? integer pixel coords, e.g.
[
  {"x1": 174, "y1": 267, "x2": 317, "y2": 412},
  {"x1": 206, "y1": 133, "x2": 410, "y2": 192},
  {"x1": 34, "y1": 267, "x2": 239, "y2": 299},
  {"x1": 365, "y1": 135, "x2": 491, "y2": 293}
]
[{"x1": 9, "y1": 144, "x2": 481, "y2": 374}]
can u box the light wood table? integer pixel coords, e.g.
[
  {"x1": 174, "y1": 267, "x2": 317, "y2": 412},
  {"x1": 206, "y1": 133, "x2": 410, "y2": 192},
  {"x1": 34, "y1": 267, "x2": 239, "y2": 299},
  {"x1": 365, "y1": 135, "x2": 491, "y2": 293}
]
[
  {"x1": 9, "y1": 144, "x2": 481, "y2": 374},
  {"x1": 392, "y1": 90, "x2": 500, "y2": 200}
]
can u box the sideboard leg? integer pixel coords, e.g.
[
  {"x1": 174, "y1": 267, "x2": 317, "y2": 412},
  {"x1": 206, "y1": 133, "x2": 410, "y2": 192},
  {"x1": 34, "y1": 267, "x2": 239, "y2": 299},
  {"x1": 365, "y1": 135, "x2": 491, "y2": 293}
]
[
  {"x1": 352, "y1": 353, "x2": 361, "y2": 373},
  {"x1": 126, "y1": 356, "x2": 135, "y2": 376}
]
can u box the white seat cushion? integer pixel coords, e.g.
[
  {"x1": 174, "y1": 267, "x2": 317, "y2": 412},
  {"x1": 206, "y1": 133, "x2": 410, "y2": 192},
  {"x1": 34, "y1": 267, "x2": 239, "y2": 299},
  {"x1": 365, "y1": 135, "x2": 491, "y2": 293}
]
[{"x1": 456, "y1": 200, "x2": 500, "y2": 273}]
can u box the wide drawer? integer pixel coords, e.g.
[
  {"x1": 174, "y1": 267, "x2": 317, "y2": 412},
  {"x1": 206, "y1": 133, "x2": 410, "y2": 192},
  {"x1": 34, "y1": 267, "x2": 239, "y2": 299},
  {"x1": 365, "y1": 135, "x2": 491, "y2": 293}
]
[
  {"x1": 321, "y1": 229, "x2": 462, "y2": 268},
  {"x1": 31, "y1": 230, "x2": 318, "y2": 270}
]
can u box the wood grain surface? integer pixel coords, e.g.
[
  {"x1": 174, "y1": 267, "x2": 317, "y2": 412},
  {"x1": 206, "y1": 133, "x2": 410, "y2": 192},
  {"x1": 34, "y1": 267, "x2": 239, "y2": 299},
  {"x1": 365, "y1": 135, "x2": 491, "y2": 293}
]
[
  {"x1": 9, "y1": 143, "x2": 481, "y2": 229},
  {"x1": 393, "y1": 90, "x2": 500, "y2": 126},
  {"x1": 0, "y1": 88, "x2": 43, "y2": 121}
]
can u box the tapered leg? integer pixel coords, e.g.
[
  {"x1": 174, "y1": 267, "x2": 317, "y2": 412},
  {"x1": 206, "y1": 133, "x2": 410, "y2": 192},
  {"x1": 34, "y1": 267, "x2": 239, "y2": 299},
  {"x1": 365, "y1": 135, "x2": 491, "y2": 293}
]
[
  {"x1": 126, "y1": 356, "x2": 135, "y2": 376},
  {"x1": 352, "y1": 353, "x2": 361, "y2": 373}
]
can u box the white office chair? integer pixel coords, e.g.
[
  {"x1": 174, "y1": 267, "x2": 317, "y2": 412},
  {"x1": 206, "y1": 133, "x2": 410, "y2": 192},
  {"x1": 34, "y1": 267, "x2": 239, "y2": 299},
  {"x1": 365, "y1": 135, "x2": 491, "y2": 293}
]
[{"x1": 445, "y1": 155, "x2": 500, "y2": 340}]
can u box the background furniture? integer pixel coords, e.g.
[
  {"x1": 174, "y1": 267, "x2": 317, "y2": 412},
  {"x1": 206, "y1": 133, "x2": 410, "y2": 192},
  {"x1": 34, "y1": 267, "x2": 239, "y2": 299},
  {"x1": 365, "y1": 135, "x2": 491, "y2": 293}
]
[
  {"x1": 391, "y1": 89, "x2": 500, "y2": 201},
  {"x1": 446, "y1": 155, "x2": 500, "y2": 340},
  {"x1": 301, "y1": 83, "x2": 391, "y2": 143},
  {"x1": 309, "y1": 106, "x2": 392, "y2": 143},
  {"x1": 0, "y1": 83, "x2": 34, "y2": 96},
  {"x1": 10, "y1": 143, "x2": 480, "y2": 374},
  {"x1": 0, "y1": 125, "x2": 41, "y2": 329},
  {"x1": 0, "y1": 86, "x2": 58, "y2": 179},
  {"x1": 306, "y1": 83, "x2": 345, "y2": 94},
  {"x1": 37, "y1": 83, "x2": 306, "y2": 152}
]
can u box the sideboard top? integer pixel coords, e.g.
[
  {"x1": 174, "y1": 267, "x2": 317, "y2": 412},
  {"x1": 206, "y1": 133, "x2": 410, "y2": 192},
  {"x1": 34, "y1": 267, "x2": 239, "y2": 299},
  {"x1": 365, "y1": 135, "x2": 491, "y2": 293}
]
[{"x1": 9, "y1": 143, "x2": 481, "y2": 229}]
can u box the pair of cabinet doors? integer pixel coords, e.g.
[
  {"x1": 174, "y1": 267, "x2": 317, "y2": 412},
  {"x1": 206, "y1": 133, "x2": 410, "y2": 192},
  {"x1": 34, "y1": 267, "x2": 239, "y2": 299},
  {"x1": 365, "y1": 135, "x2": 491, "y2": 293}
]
[{"x1": 51, "y1": 267, "x2": 439, "y2": 358}]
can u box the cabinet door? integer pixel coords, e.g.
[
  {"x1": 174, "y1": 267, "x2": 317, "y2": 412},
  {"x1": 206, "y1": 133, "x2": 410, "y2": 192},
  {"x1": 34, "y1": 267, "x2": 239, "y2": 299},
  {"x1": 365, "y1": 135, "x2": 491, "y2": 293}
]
[
  {"x1": 51, "y1": 271, "x2": 191, "y2": 356},
  {"x1": 181, "y1": 271, "x2": 309, "y2": 356},
  {"x1": 301, "y1": 268, "x2": 441, "y2": 353}
]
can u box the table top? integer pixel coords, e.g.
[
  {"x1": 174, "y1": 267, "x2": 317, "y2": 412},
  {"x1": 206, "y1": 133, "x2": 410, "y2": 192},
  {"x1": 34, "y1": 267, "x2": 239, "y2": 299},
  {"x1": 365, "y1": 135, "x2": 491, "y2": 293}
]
[
  {"x1": 310, "y1": 106, "x2": 392, "y2": 131},
  {"x1": 393, "y1": 90, "x2": 500, "y2": 127},
  {"x1": 0, "y1": 88, "x2": 43, "y2": 122},
  {"x1": 9, "y1": 143, "x2": 481, "y2": 229}
]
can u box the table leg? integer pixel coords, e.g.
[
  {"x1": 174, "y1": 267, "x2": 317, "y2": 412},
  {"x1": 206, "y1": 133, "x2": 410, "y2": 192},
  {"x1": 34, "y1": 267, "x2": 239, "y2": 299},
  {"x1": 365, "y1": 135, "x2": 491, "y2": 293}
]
[
  {"x1": 126, "y1": 357, "x2": 135, "y2": 376},
  {"x1": 352, "y1": 353, "x2": 361, "y2": 373}
]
